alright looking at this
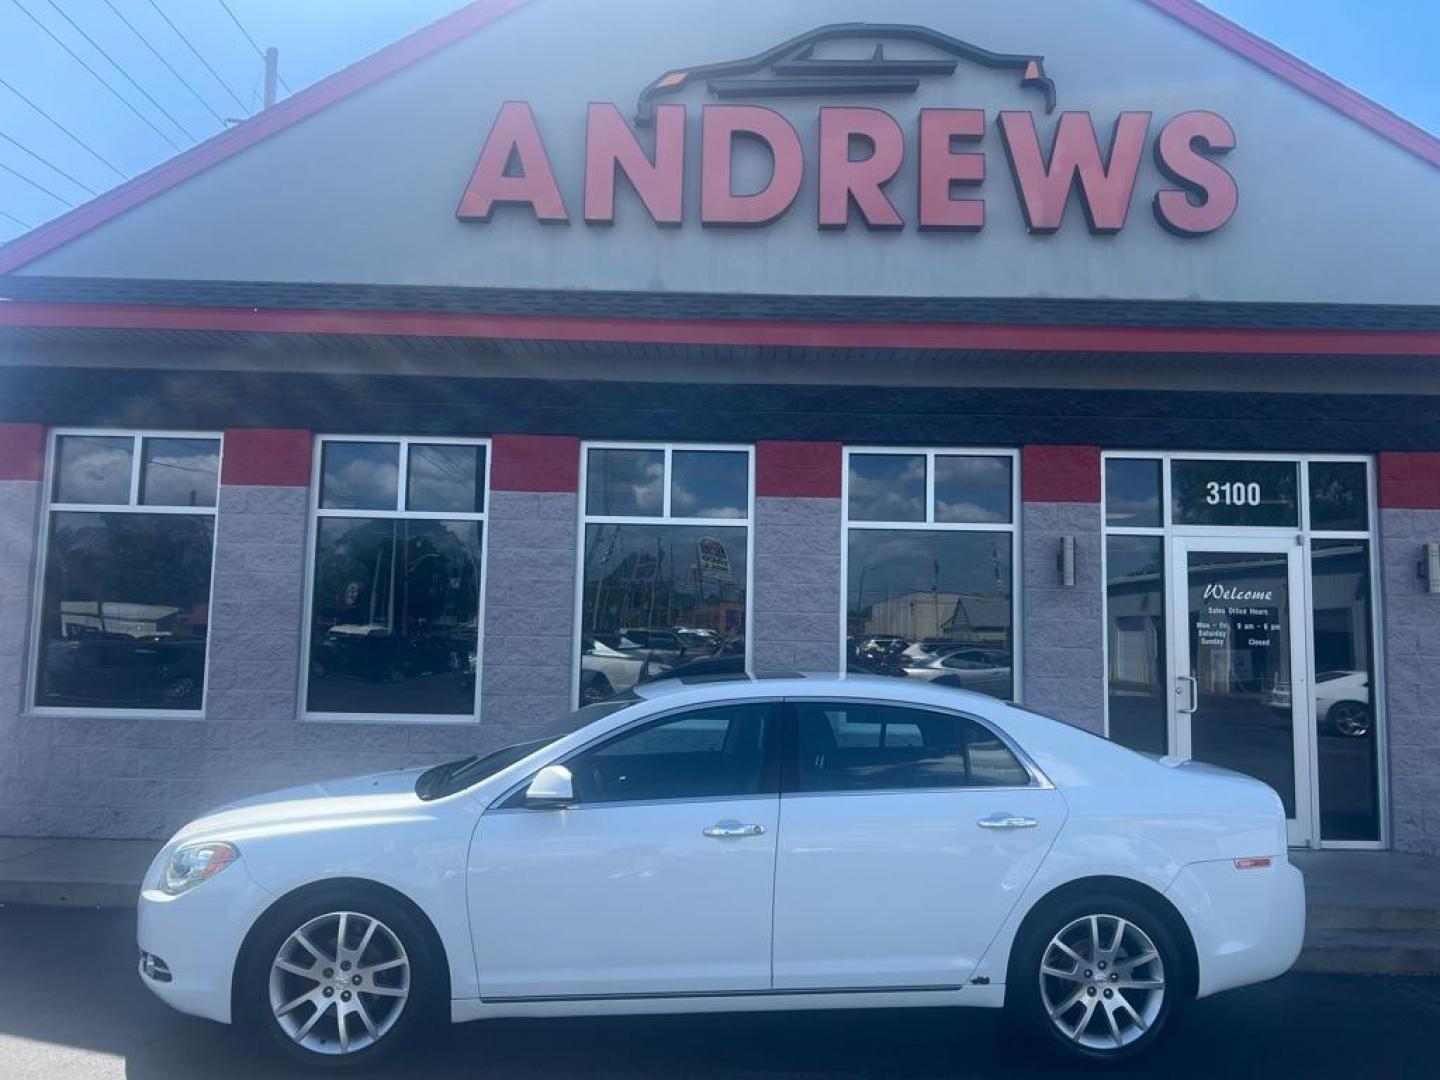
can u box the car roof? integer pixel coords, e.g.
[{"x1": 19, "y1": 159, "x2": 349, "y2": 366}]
[{"x1": 631, "y1": 671, "x2": 1008, "y2": 713}]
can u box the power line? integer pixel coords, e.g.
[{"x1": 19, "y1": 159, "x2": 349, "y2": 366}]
[
  {"x1": 42, "y1": 0, "x2": 200, "y2": 143},
  {"x1": 0, "y1": 128, "x2": 98, "y2": 195},
  {"x1": 1, "y1": 207, "x2": 33, "y2": 230},
  {"x1": 0, "y1": 157, "x2": 76, "y2": 207},
  {"x1": 145, "y1": 0, "x2": 249, "y2": 113},
  {"x1": 100, "y1": 0, "x2": 227, "y2": 127},
  {"x1": 7, "y1": 0, "x2": 182, "y2": 151},
  {"x1": 216, "y1": 0, "x2": 290, "y2": 94},
  {"x1": 0, "y1": 74, "x2": 127, "y2": 179}
]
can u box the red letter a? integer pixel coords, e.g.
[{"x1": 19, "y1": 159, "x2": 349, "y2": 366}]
[{"x1": 457, "y1": 101, "x2": 569, "y2": 223}]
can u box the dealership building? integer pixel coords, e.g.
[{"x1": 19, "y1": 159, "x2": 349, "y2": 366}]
[{"x1": 1, "y1": 0, "x2": 1438, "y2": 852}]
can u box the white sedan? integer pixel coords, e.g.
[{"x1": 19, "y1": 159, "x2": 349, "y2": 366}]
[{"x1": 137, "y1": 675, "x2": 1304, "y2": 1068}]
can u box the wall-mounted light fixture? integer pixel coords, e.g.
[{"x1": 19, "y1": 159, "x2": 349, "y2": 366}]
[
  {"x1": 1421, "y1": 542, "x2": 1440, "y2": 595},
  {"x1": 1057, "y1": 535, "x2": 1076, "y2": 588}
]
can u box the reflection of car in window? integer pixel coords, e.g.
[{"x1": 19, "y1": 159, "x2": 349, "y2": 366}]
[
  {"x1": 581, "y1": 637, "x2": 663, "y2": 704},
  {"x1": 902, "y1": 646, "x2": 1013, "y2": 699},
  {"x1": 41, "y1": 631, "x2": 207, "y2": 709},
  {"x1": 1270, "y1": 670, "x2": 1371, "y2": 736}
]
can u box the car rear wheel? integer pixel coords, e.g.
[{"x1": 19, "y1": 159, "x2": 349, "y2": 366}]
[
  {"x1": 1328, "y1": 701, "x2": 1371, "y2": 737},
  {"x1": 239, "y1": 887, "x2": 440, "y2": 1069},
  {"x1": 1010, "y1": 893, "x2": 1183, "y2": 1064}
]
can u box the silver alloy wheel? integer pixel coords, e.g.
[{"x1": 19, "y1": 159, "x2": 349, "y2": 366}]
[
  {"x1": 268, "y1": 911, "x2": 410, "y2": 1056},
  {"x1": 1330, "y1": 701, "x2": 1370, "y2": 737},
  {"x1": 1039, "y1": 913, "x2": 1165, "y2": 1051}
]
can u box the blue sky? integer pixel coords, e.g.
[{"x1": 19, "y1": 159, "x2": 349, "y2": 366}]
[{"x1": 0, "y1": 0, "x2": 1435, "y2": 245}]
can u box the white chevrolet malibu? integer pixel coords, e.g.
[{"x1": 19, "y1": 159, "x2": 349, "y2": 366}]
[{"x1": 138, "y1": 675, "x2": 1304, "y2": 1068}]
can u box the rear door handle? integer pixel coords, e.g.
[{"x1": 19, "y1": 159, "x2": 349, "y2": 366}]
[
  {"x1": 703, "y1": 820, "x2": 765, "y2": 839},
  {"x1": 977, "y1": 814, "x2": 1038, "y2": 830}
]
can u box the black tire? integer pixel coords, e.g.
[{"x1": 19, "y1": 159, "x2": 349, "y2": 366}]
[
  {"x1": 236, "y1": 884, "x2": 443, "y2": 1070},
  {"x1": 1328, "y1": 700, "x2": 1371, "y2": 737},
  {"x1": 580, "y1": 673, "x2": 614, "y2": 705},
  {"x1": 1009, "y1": 891, "x2": 1184, "y2": 1065}
]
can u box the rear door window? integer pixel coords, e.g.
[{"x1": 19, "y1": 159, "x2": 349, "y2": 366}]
[{"x1": 786, "y1": 701, "x2": 1030, "y2": 792}]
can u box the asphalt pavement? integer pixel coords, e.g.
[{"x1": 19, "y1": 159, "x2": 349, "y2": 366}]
[{"x1": 3, "y1": 904, "x2": 1439, "y2": 1080}]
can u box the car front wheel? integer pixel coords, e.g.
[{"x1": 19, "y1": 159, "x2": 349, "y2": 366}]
[
  {"x1": 1011, "y1": 894, "x2": 1182, "y2": 1063},
  {"x1": 240, "y1": 888, "x2": 440, "y2": 1068}
]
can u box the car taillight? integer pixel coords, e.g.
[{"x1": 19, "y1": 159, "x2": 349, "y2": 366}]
[{"x1": 1234, "y1": 856, "x2": 1272, "y2": 870}]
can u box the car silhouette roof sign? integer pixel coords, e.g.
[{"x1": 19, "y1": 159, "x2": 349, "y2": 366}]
[{"x1": 635, "y1": 22, "x2": 1057, "y2": 125}]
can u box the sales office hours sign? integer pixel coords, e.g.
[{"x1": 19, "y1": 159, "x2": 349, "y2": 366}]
[{"x1": 455, "y1": 23, "x2": 1238, "y2": 238}]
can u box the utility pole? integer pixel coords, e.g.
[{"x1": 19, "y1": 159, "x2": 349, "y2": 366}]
[{"x1": 263, "y1": 47, "x2": 279, "y2": 110}]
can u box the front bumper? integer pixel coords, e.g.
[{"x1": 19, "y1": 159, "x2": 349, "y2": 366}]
[
  {"x1": 136, "y1": 854, "x2": 275, "y2": 1024},
  {"x1": 1165, "y1": 855, "x2": 1306, "y2": 998}
]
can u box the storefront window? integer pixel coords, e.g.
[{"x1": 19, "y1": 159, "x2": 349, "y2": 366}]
[
  {"x1": 1312, "y1": 540, "x2": 1380, "y2": 841},
  {"x1": 579, "y1": 445, "x2": 751, "y2": 705},
  {"x1": 1105, "y1": 458, "x2": 1162, "y2": 528},
  {"x1": 34, "y1": 431, "x2": 220, "y2": 712},
  {"x1": 1105, "y1": 535, "x2": 1167, "y2": 754},
  {"x1": 844, "y1": 450, "x2": 1017, "y2": 700},
  {"x1": 305, "y1": 438, "x2": 488, "y2": 720},
  {"x1": 1103, "y1": 454, "x2": 1383, "y2": 845}
]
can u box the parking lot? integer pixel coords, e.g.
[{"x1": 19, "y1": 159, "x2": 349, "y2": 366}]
[{"x1": 3, "y1": 904, "x2": 1439, "y2": 1079}]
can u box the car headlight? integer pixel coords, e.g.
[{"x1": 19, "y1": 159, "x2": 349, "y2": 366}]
[{"x1": 162, "y1": 841, "x2": 239, "y2": 896}]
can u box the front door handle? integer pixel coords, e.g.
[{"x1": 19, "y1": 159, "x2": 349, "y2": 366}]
[
  {"x1": 977, "y1": 814, "x2": 1038, "y2": 830},
  {"x1": 703, "y1": 820, "x2": 765, "y2": 839}
]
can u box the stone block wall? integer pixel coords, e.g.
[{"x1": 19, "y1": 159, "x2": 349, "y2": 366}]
[
  {"x1": 1378, "y1": 453, "x2": 1440, "y2": 855},
  {"x1": 751, "y1": 442, "x2": 843, "y2": 675},
  {"x1": 1020, "y1": 446, "x2": 1106, "y2": 734}
]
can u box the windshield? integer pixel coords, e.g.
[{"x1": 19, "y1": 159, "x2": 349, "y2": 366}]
[{"x1": 415, "y1": 694, "x2": 639, "y2": 800}]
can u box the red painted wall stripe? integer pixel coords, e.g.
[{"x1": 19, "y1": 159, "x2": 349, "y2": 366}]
[
  {"x1": 756, "y1": 441, "x2": 842, "y2": 499},
  {"x1": 0, "y1": 0, "x2": 535, "y2": 276},
  {"x1": 1145, "y1": 0, "x2": 1440, "y2": 171},
  {"x1": 0, "y1": 423, "x2": 45, "y2": 482},
  {"x1": 491, "y1": 434, "x2": 579, "y2": 493},
  {"x1": 221, "y1": 429, "x2": 312, "y2": 487},
  {"x1": 1022, "y1": 445, "x2": 1102, "y2": 503},
  {"x1": 3, "y1": 301, "x2": 1439, "y2": 357},
  {"x1": 1378, "y1": 452, "x2": 1440, "y2": 510}
]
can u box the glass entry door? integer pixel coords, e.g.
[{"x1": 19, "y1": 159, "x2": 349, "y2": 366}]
[{"x1": 1169, "y1": 537, "x2": 1313, "y2": 845}]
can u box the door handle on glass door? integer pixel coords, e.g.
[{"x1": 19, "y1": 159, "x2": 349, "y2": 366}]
[
  {"x1": 702, "y1": 820, "x2": 765, "y2": 839},
  {"x1": 977, "y1": 814, "x2": 1038, "y2": 830},
  {"x1": 1176, "y1": 675, "x2": 1198, "y2": 714}
]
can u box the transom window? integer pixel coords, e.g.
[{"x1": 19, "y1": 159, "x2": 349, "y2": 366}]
[
  {"x1": 843, "y1": 448, "x2": 1019, "y2": 700},
  {"x1": 577, "y1": 444, "x2": 753, "y2": 706},
  {"x1": 33, "y1": 431, "x2": 221, "y2": 714},
  {"x1": 304, "y1": 437, "x2": 489, "y2": 722}
]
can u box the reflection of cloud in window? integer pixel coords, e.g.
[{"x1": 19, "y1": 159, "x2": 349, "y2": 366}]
[
  {"x1": 144, "y1": 448, "x2": 219, "y2": 505},
  {"x1": 935, "y1": 499, "x2": 1005, "y2": 523},
  {"x1": 672, "y1": 480, "x2": 744, "y2": 519},
  {"x1": 849, "y1": 456, "x2": 925, "y2": 520},
  {"x1": 57, "y1": 438, "x2": 131, "y2": 503},
  {"x1": 934, "y1": 456, "x2": 1010, "y2": 522},
  {"x1": 631, "y1": 461, "x2": 664, "y2": 513},
  {"x1": 326, "y1": 457, "x2": 398, "y2": 509},
  {"x1": 408, "y1": 445, "x2": 478, "y2": 512}
]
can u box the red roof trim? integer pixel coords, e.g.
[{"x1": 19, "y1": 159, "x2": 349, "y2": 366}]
[
  {"x1": 0, "y1": 0, "x2": 535, "y2": 276},
  {"x1": 1144, "y1": 0, "x2": 1440, "y2": 170},
  {"x1": 2, "y1": 301, "x2": 1438, "y2": 356}
]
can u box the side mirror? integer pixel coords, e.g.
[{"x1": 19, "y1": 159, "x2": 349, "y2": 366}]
[{"x1": 524, "y1": 764, "x2": 574, "y2": 808}]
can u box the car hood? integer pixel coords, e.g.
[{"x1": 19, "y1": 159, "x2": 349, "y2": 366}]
[{"x1": 171, "y1": 766, "x2": 434, "y2": 843}]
